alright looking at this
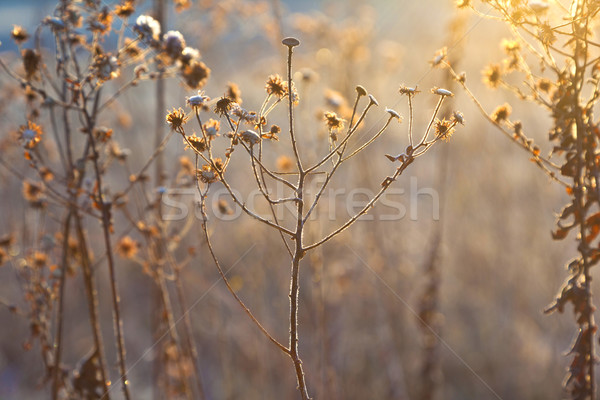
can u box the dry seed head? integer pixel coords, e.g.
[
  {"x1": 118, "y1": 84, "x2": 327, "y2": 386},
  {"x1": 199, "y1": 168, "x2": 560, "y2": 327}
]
[
  {"x1": 163, "y1": 30, "x2": 186, "y2": 59},
  {"x1": 115, "y1": 1, "x2": 135, "y2": 18},
  {"x1": 399, "y1": 85, "x2": 420, "y2": 96},
  {"x1": 452, "y1": 111, "x2": 465, "y2": 125},
  {"x1": 134, "y1": 15, "x2": 161, "y2": 42},
  {"x1": 429, "y1": 47, "x2": 447, "y2": 68},
  {"x1": 11, "y1": 25, "x2": 29, "y2": 44},
  {"x1": 240, "y1": 130, "x2": 260, "y2": 146},
  {"x1": 538, "y1": 22, "x2": 556, "y2": 45},
  {"x1": 23, "y1": 180, "x2": 44, "y2": 203},
  {"x1": 355, "y1": 85, "x2": 368, "y2": 97},
  {"x1": 185, "y1": 133, "x2": 207, "y2": 152},
  {"x1": 431, "y1": 87, "x2": 454, "y2": 97},
  {"x1": 266, "y1": 74, "x2": 286, "y2": 98},
  {"x1": 491, "y1": 103, "x2": 512, "y2": 123},
  {"x1": 203, "y1": 119, "x2": 220, "y2": 138},
  {"x1": 166, "y1": 108, "x2": 188, "y2": 130},
  {"x1": 501, "y1": 39, "x2": 520, "y2": 54},
  {"x1": 225, "y1": 82, "x2": 242, "y2": 104},
  {"x1": 262, "y1": 125, "x2": 280, "y2": 141},
  {"x1": 214, "y1": 97, "x2": 234, "y2": 116},
  {"x1": 180, "y1": 47, "x2": 200, "y2": 65},
  {"x1": 385, "y1": 108, "x2": 402, "y2": 121},
  {"x1": 434, "y1": 118, "x2": 455, "y2": 141},
  {"x1": 482, "y1": 64, "x2": 502, "y2": 89},
  {"x1": 368, "y1": 94, "x2": 379, "y2": 106},
  {"x1": 181, "y1": 61, "x2": 210, "y2": 89},
  {"x1": 22, "y1": 49, "x2": 41, "y2": 80},
  {"x1": 324, "y1": 111, "x2": 345, "y2": 132},
  {"x1": 186, "y1": 91, "x2": 210, "y2": 110},
  {"x1": 116, "y1": 236, "x2": 139, "y2": 259},
  {"x1": 282, "y1": 37, "x2": 300, "y2": 47},
  {"x1": 20, "y1": 120, "x2": 43, "y2": 149},
  {"x1": 198, "y1": 165, "x2": 218, "y2": 183}
]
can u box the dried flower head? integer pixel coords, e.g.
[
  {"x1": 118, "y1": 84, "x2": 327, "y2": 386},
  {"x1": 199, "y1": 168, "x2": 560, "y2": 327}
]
[
  {"x1": 483, "y1": 64, "x2": 502, "y2": 89},
  {"x1": 115, "y1": 1, "x2": 135, "y2": 18},
  {"x1": 386, "y1": 108, "x2": 402, "y2": 121},
  {"x1": 225, "y1": 82, "x2": 242, "y2": 104},
  {"x1": 435, "y1": 118, "x2": 456, "y2": 141},
  {"x1": 163, "y1": 30, "x2": 186, "y2": 59},
  {"x1": 23, "y1": 180, "x2": 44, "y2": 203},
  {"x1": 88, "y1": 7, "x2": 113, "y2": 35},
  {"x1": 181, "y1": 61, "x2": 210, "y2": 89},
  {"x1": 266, "y1": 74, "x2": 286, "y2": 98},
  {"x1": 355, "y1": 85, "x2": 368, "y2": 97},
  {"x1": 538, "y1": 22, "x2": 556, "y2": 46},
  {"x1": 187, "y1": 91, "x2": 211, "y2": 111},
  {"x1": 185, "y1": 133, "x2": 207, "y2": 153},
  {"x1": 501, "y1": 39, "x2": 520, "y2": 54},
  {"x1": 214, "y1": 97, "x2": 234, "y2": 117},
  {"x1": 203, "y1": 119, "x2": 220, "y2": 138},
  {"x1": 93, "y1": 54, "x2": 120, "y2": 81},
  {"x1": 430, "y1": 47, "x2": 447, "y2": 68},
  {"x1": 175, "y1": 0, "x2": 192, "y2": 12},
  {"x1": 22, "y1": 49, "x2": 41, "y2": 80},
  {"x1": 452, "y1": 111, "x2": 465, "y2": 125},
  {"x1": 399, "y1": 85, "x2": 420, "y2": 96},
  {"x1": 537, "y1": 78, "x2": 553, "y2": 93},
  {"x1": 262, "y1": 125, "x2": 280, "y2": 141},
  {"x1": 93, "y1": 126, "x2": 113, "y2": 142},
  {"x1": 116, "y1": 236, "x2": 139, "y2": 259},
  {"x1": 197, "y1": 165, "x2": 218, "y2": 183},
  {"x1": 122, "y1": 38, "x2": 141, "y2": 59},
  {"x1": 431, "y1": 87, "x2": 454, "y2": 97},
  {"x1": 456, "y1": 0, "x2": 471, "y2": 7},
  {"x1": 491, "y1": 103, "x2": 512, "y2": 123},
  {"x1": 180, "y1": 47, "x2": 200, "y2": 65},
  {"x1": 282, "y1": 37, "x2": 300, "y2": 47},
  {"x1": 39, "y1": 167, "x2": 54, "y2": 182},
  {"x1": 134, "y1": 15, "x2": 161, "y2": 43},
  {"x1": 166, "y1": 108, "x2": 188, "y2": 130},
  {"x1": 240, "y1": 130, "x2": 261, "y2": 146},
  {"x1": 324, "y1": 111, "x2": 345, "y2": 132},
  {"x1": 31, "y1": 251, "x2": 48, "y2": 268},
  {"x1": 11, "y1": 25, "x2": 29, "y2": 44},
  {"x1": 19, "y1": 120, "x2": 43, "y2": 149}
]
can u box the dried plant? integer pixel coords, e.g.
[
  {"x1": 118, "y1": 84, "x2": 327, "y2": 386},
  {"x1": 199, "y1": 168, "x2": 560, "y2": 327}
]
[
  {"x1": 0, "y1": 1, "x2": 466, "y2": 399},
  {"x1": 451, "y1": 0, "x2": 600, "y2": 397},
  {"x1": 169, "y1": 36, "x2": 463, "y2": 398},
  {"x1": 0, "y1": 1, "x2": 213, "y2": 398}
]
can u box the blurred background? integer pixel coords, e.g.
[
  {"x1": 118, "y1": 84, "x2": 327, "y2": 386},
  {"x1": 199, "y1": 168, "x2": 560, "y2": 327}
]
[{"x1": 0, "y1": 0, "x2": 578, "y2": 399}]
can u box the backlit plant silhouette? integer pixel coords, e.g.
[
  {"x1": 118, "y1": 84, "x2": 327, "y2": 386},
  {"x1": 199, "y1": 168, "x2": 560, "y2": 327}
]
[
  {"x1": 451, "y1": 0, "x2": 600, "y2": 397},
  {"x1": 168, "y1": 36, "x2": 463, "y2": 399}
]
